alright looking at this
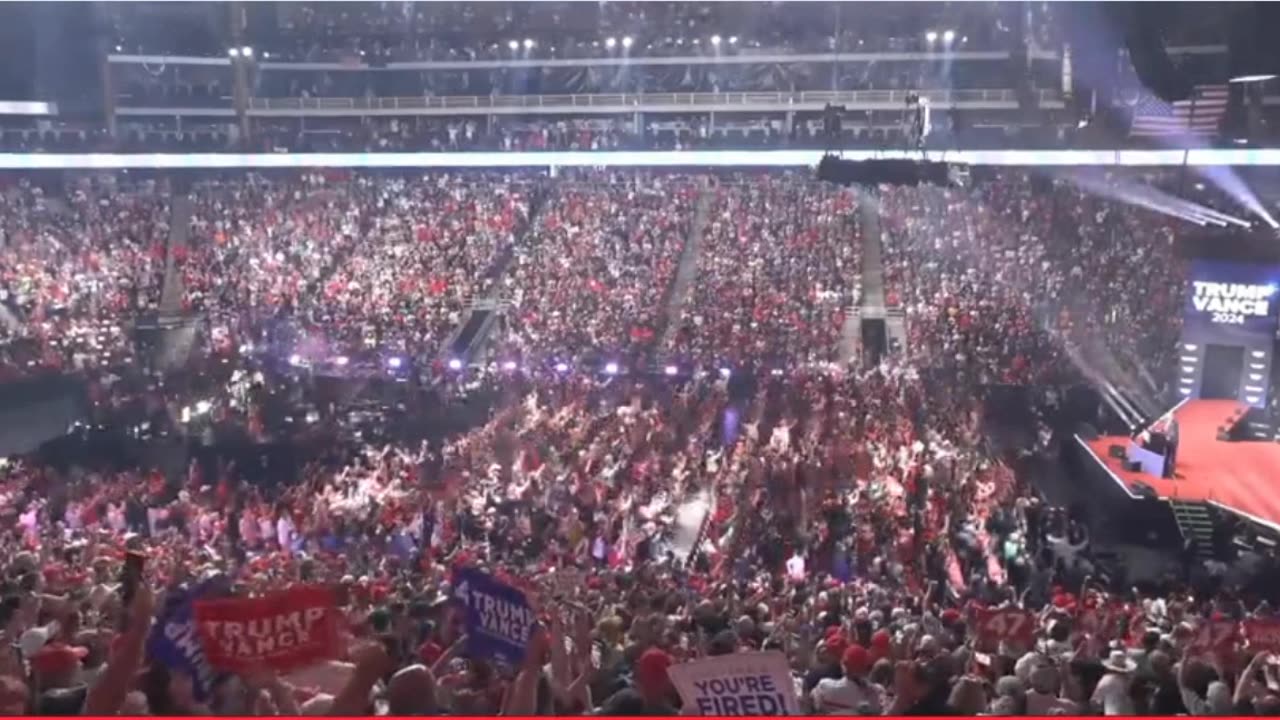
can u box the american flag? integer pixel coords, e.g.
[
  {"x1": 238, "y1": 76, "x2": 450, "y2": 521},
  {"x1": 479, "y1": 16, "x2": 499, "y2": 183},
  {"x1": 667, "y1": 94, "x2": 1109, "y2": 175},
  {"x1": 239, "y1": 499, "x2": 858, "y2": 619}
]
[{"x1": 1129, "y1": 84, "x2": 1229, "y2": 137}]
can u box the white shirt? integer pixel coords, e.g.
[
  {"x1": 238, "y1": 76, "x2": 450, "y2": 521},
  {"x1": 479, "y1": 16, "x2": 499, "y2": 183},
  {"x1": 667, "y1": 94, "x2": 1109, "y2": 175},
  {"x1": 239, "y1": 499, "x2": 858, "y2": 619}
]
[
  {"x1": 277, "y1": 515, "x2": 295, "y2": 550},
  {"x1": 1091, "y1": 673, "x2": 1135, "y2": 715},
  {"x1": 810, "y1": 678, "x2": 884, "y2": 715},
  {"x1": 1026, "y1": 690, "x2": 1079, "y2": 715}
]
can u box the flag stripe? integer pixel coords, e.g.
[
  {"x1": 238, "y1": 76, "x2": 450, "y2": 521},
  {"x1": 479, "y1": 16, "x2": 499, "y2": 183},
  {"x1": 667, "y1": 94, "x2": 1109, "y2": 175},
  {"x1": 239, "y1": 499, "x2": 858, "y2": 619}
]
[{"x1": 1130, "y1": 85, "x2": 1229, "y2": 137}]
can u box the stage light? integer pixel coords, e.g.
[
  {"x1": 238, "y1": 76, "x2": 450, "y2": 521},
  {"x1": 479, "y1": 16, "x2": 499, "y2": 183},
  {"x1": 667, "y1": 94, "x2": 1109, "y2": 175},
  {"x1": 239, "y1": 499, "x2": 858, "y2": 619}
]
[
  {"x1": 228, "y1": 47, "x2": 240, "y2": 58},
  {"x1": 288, "y1": 353, "x2": 303, "y2": 367},
  {"x1": 502, "y1": 360, "x2": 518, "y2": 371},
  {"x1": 239, "y1": 342, "x2": 253, "y2": 354},
  {"x1": 241, "y1": 46, "x2": 253, "y2": 58},
  {"x1": 555, "y1": 361, "x2": 569, "y2": 373},
  {"x1": 606, "y1": 37, "x2": 617, "y2": 49},
  {"x1": 771, "y1": 368, "x2": 784, "y2": 376},
  {"x1": 604, "y1": 362, "x2": 620, "y2": 375},
  {"x1": 195, "y1": 400, "x2": 211, "y2": 415},
  {"x1": 664, "y1": 364, "x2": 678, "y2": 376},
  {"x1": 728, "y1": 36, "x2": 738, "y2": 45},
  {"x1": 719, "y1": 367, "x2": 732, "y2": 379},
  {"x1": 523, "y1": 38, "x2": 534, "y2": 49},
  {"x1": 114, "y1": 45, "x2": 122, "y2": 52},
  {"x1": 943, "y1": 30, "x2": 955, "y2": 42},
  {"x1": 622, "y1": 36, "x2": 633, "y2": 48},
  {"x1": 387, "y1": 356, "x2": 403, "y2": 369},
  {"x1": 711, "y1": 35, "x2": 721, "y2": 46},
  {"x1": 448, "y1": 358, "x2": 463, "y2": 370},
  {"x1": 334, "y1": 355, "x2": 349, "y2": 366},
  {"x1": 1230, "y1": 74, "x2": 1277, "y2": 84},
  {"x1": 926, "y1": 31, "x2": 938, "y2": 43},
  {"x1": 508, "y1": 40, "x2": 518, "y2": 50}
]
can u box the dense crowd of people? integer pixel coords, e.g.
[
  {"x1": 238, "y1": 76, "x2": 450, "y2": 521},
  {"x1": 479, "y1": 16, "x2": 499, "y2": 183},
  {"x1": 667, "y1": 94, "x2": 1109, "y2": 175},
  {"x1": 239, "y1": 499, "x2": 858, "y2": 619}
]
[
  {"x1": 1, "y1": 166, "x2": 1277, "y2": 718},
  {"x1": 182, "y1": 171, "x2": 532, "y2": 367},
  {"x1": 880, "y1": 174, "x2": 1186, "y2": 405},
  {"x1": 0, "y1": 175, "x2": 169, "y2": 378},
  {"x1": 666, "y1": 176, "x2": 861, "y2": 370},
  {"x1": 106, "y1": 2, "x2": 1029, "y2": 62}
]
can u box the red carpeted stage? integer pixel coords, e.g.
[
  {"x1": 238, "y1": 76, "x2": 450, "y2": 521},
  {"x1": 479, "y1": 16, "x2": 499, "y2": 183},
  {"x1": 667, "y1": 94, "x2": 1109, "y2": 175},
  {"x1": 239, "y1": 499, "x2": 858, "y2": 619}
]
[{"x1": 1081, "y1": 399, "x2": 1280, "y2": 532}]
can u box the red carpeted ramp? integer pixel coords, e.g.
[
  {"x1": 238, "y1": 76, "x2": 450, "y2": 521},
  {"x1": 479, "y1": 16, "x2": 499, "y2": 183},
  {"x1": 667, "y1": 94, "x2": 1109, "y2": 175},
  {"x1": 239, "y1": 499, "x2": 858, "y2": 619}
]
[{"x1": 1082, "y1": 399, "x2": 1280, "y2": 531}]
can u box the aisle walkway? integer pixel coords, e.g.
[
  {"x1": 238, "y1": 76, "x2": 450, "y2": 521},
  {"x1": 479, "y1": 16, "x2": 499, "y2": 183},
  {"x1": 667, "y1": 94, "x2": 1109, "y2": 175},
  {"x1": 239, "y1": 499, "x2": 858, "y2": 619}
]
[
  {"x1": 159, "y1": 195, "x2": 192, "y2": 317},
  {"x1": 658, "y1": 184, "x2": 711, "y2": 353}
]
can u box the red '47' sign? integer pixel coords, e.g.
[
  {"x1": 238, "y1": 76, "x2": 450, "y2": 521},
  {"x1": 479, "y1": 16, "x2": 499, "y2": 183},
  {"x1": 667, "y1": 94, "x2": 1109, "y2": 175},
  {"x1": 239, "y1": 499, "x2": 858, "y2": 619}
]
[{"x1": 975, "y1": 608, "x2": 1035, "y2": 647}]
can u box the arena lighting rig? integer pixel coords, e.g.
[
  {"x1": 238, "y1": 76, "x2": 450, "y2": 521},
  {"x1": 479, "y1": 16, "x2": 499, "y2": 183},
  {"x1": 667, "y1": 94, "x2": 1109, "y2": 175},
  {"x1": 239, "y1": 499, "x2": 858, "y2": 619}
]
[{"x1": 815, "y1": 154, "x2": 966, "y2": 188}]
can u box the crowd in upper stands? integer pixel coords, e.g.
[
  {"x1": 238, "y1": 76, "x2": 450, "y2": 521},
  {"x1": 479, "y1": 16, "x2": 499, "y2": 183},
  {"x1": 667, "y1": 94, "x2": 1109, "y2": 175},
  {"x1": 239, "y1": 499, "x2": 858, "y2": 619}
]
[
  {"x1": 2, "y1": 165, "x2": 1277, "y2": 718},
  {"x1": 105, "y1": 2, "x2": 1028, "y2": 62}
]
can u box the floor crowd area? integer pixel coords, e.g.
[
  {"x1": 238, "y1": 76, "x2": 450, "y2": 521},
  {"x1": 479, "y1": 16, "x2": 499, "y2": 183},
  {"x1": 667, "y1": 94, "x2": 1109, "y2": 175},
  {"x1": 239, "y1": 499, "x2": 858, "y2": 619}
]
[{"x1": 0, "y1": 168, "x2": 1272, "y2": 719}]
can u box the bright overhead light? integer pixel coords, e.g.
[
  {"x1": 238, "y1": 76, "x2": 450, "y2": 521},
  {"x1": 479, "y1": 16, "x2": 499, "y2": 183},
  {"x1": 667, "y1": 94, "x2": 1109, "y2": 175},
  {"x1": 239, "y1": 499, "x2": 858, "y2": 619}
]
[
  {"x1": 604, "y1": 362, "x2": 619, "y2": 375},
  {"x1": 926, "y1": 31, "x2": 938, "y2": 43},
  {"x1": 227, "y1": 47, "x2": 240, "y2": 57},
  {"x1": 943, "y1": 30, "x2": 955, "y2": 42},
  {"x1": 114, "y1": 45, "x2": 122, "y2": 52},
  {"x1": 622, "y1": 36, "x2": 633, "y2": 48},
  {"x1": 508, "y1": 39, "x2": 518, "y2": 50},
  {"x1": 605, "y1": 36, "x2": 616, "y2": 48},
  {"x1": 448, "y1": 358, "x2": 463, "y2": 370},
  {"x1": 241, "y1": 46, "x2": 253, "y2": 57},
  {"x1": 523, "y1": 38, "x2": 534, "y2": 49},
  {"x1": 711, "y1": 34, "x2": 721, "y2": 45},
  {"x1": 1229, "y1": 74, "x2": 1277, "y2": 84},
  {"x1": 728, "y1": 35, "x2": 738, "y2": 44},
  {"x1": 664, "y1": 364, "x2": 678, "y2": 376}
]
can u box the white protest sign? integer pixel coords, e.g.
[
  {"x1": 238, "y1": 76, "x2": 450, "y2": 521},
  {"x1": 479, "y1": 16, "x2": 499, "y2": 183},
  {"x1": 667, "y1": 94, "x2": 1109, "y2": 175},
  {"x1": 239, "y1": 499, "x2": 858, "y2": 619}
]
[{"x1": 668, "y1": 651, "x2": 800, "y2": 716}]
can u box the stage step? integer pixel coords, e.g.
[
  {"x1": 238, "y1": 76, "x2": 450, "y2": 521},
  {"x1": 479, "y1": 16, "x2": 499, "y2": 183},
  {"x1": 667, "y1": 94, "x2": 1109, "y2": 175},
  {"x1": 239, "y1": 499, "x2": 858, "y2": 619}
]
[{"x1": 1170, "y1": 500, "x2": 1216, "y2": 559}]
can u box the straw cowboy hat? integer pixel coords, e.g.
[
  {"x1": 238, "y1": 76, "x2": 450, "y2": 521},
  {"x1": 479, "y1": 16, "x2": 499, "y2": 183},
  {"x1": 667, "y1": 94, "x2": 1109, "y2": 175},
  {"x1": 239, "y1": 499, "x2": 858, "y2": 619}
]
[{"x1": 1101, "y1": 650, "x2": 1137, "y2": 673}]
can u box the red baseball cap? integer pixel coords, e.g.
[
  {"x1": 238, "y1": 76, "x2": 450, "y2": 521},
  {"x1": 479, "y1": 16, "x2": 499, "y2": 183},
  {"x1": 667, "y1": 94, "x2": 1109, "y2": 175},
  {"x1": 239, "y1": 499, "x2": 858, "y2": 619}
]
[
  {"x1": 30, "y1": 643, "x2": 88, "y2": 675},
  {"x1": 635, "y1": 648, "x2": 673, "y2": 690},
  {"x1": 842, "y1": 645, "x2": 872, "y2": 676}
]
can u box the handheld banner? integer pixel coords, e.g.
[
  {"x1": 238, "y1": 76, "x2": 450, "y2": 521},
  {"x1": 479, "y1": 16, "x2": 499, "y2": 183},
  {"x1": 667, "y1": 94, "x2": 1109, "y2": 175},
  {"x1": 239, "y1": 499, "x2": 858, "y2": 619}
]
[
  {"x1": 974, "y1": 607, "x2": 1035, "y2": 647},
  {"x1": 668, "y1": 651, "x2": 800, "y2": 716},
  {"x1": 451, "y1": 566, "x2": 538, "y2": 665},
  {"x1": 193, "y1": 585, "x2": 342, "y2": 673},
  {"x1": 146, "y1": 579, "x2": 223, "y2": 701}
]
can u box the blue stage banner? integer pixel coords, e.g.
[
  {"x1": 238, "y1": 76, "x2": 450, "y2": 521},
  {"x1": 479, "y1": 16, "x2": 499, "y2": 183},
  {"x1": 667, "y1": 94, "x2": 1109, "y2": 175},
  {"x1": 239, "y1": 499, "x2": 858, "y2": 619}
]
[
  {"x1": 1184, "y1": 260, "x2": 1280, "y2": 343},
  {"x1": 146, "y1": 578, "x2": 225, "y2": 701},
  {"x1": 450, "y1": 567, "x2": 538, "y2": 665}
]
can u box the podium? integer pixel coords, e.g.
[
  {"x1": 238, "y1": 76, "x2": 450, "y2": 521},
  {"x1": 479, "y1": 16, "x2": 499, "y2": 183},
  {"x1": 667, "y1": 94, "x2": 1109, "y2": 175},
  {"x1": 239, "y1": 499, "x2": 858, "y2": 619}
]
[{"x1": 1127, "y1": 441, "x2": 1166, "y2": 477}]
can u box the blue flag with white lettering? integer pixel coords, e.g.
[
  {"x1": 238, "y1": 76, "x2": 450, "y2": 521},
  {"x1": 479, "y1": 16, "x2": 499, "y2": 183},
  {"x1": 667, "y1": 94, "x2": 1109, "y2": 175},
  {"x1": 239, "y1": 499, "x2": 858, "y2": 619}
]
[
  {"x1": 450, "y1": 567, "x2": 538, "y2": 665},
  {"x1": 146, "y1": 578, "x2": 223, "y2": 701}
]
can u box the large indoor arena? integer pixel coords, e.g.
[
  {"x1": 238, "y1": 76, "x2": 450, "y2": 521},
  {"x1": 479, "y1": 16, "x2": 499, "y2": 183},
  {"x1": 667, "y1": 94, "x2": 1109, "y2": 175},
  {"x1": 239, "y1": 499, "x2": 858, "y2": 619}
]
[{"x1": 1, "y1": 1, "x2": 1280, "y2": 716}]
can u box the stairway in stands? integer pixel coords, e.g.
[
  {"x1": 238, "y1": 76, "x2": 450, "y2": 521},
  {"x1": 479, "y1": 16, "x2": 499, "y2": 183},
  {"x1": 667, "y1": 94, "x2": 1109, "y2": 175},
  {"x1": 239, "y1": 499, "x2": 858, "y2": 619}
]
[
  {"x1": 158, "y1": 194, "x2": 193, "y2": 318},
  {"x1": 1170, "y1": 499, "x2": 1216, "y2": 559},
  {"x1": 443, "y1": 189, "x2": 548, "y2": 366},
  {"x1": 845, "y1": 191, "x2": 907, "y2": 363},
  {"x1": 657, "y1": 182, "x2": 711, "y2": 353}
]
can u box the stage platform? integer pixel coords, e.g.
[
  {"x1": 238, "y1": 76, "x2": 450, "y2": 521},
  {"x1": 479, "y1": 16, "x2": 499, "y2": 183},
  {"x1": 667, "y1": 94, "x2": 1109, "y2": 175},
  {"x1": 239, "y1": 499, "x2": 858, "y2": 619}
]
[{"x1": 1080, "y1": 399, "x2": 1280, "y2": 533}]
